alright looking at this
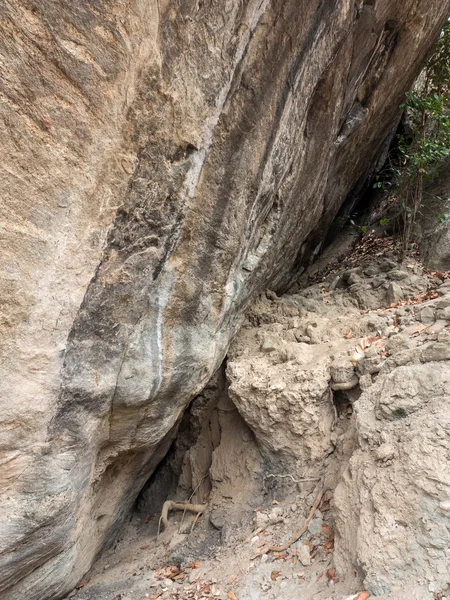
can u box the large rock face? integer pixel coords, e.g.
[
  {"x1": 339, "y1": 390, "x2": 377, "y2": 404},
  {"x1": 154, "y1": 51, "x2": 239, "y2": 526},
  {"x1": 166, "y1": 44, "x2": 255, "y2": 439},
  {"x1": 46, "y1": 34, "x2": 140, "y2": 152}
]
[
  {"x1": 419, "y1": 158, "x2": 450, "y2": 270},
  {"x1": 1, "y1": 1, "x2": 449, "y2": 598}
]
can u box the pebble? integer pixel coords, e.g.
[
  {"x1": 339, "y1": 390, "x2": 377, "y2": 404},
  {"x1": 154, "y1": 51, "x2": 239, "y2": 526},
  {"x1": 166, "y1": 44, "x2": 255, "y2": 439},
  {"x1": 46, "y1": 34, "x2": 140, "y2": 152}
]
[
  {"x1": 418, "y1": 306, "x2": 435, "y2": 325},
  {"x1": 387, "y1": 269, "x2": 409, "y2": 281},
  {"x1": 307, "y1": 517, "x2": 323, "y2": 536},
  {"x1": 386, "y1": 282, "x2": 404, "y2": 304},
  {"x1": 298, "y1": 543, "x2": 311, "y2": 566},
  {"x1": 189, "y1": 570, "x2": 199, "y2": 583},
  {"x1": 163, "y1": 579, "x2": 174, "y2": 587},
  {"x1": 260, "y1": 553, "x2": 269, "y2": 563},
  {"x1": 268, "y1": 510, "x2": 282, "y2": 524},
  {"x1": 261, "y1": 581, "x2": 272, "y2": 592}
]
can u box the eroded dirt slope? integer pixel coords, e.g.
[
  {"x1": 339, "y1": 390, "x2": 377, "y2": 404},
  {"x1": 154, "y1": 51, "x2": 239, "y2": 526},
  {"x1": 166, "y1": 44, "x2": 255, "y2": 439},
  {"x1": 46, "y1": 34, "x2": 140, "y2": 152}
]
[{"x1": 68, "y1": 237, "x2": 450, "y2": 600}]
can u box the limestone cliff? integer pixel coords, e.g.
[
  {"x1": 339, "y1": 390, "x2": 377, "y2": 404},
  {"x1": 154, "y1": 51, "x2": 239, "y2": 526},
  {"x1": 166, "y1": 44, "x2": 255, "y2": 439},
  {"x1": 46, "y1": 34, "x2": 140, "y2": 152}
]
[{"x1": 1, "y1": 1, "x2": 449, "y2": 599}]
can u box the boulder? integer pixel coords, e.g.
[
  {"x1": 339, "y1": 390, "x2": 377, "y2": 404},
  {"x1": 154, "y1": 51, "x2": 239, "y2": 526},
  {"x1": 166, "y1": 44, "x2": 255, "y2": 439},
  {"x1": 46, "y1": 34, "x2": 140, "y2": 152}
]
[
  {"x1": 1, "y1": 1, "x2": 449, "y2": 598},
  {"x1": 334, "y1": 362, "x2": 450, "y2": 595}
]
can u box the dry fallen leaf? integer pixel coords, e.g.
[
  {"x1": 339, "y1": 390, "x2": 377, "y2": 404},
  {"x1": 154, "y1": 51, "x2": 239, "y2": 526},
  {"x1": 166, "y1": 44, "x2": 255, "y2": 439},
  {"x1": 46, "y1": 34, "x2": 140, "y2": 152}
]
[
  {"x1": 140, "y1": 544, "x2": 149, "y2": 550},
  {"x1": 407, "y1": 324, "x2": 427, "y2": 335},
  {"x1": 352, "y1": 346, "x2": 365, "y2": 366},
  {"x1": 271, "y1": 571, "x2": 281, "y2": 581},
  {"x1": 354, "y1": 593, "x2": 370, "y2": 600},
  {"x1": 165, "y1": 565, "x2": 182, "y2": 579},
  {"x1": 228, "y1": 592, "x2": 239, "y2": 600},
  {"x1": 75, "y1": 579, "x2": 89, "y2": 589},
  {"x1": 320, "y1": 499, "x2": 331, "y2": 511},
  {"x1": 227, "y1": 576, "x2": 238, "y2": 585},
  {"x1": 316, "y1": 572, "x2": 324, "y2": 582},
  {"x1": 326, "y1": 567, "x2": 337, "y2": 580},
  {"x1": 187, "y1": 561, "x2": 201, "y2": 569}
]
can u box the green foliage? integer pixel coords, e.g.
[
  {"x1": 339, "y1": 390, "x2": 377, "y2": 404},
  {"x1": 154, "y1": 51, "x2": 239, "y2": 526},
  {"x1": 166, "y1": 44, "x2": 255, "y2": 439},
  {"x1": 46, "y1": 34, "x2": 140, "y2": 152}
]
[
  {"x1": 437, "y1": 197, "x2": 450, "y2": 224},
  {"x1": 338, "y1": 212, "x2": 368, "y2": 234},
  {"x1": 381, "y1": 22, "x2": 450, "y2": 254}
]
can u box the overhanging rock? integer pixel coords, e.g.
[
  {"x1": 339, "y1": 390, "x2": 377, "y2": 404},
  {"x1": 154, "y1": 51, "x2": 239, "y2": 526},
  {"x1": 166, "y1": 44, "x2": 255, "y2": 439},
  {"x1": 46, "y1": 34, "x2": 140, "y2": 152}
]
[{"x1": 1, "y1": 1, "x2": 449, "y2": 598}]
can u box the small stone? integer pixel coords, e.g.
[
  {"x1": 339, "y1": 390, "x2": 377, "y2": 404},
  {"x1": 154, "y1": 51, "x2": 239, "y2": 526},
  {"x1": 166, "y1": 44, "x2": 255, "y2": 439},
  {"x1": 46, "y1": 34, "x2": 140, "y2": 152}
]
[
  {"x1": 379, "y1": 258, "x2": 397, "y2": 271},
  {"x1": 438, "y1": 282, "x2": 450, "y2": 295},
  {"x1": 360, "y1": 356, "x2": 384, "y2": 375},
  {"x1": 387, "y1": 269, "x2": 409, "y2": 280},
  {"x1": 418, "y1": 306, "x2": 435, "y2": 325},
  {"x1": 260, "y1": 553, "x2": 269, "y2": 563},
  {"x1": 330, "y1": 360, "x2": 355, "y2": 384},
  {"x1": 359, "y1": 373, "x2": 373, "y2": 390},
  {"x1": 210, "y1": 508, "x2": 227, "y2": 530},
  {"x1": 269, "y1": 510, "x2": 282, "y2": 524},
  {"x1": 261, "y1": 336, "x2": 278, "y2": 353},
  {"x1": 386, "y1": 334, "x2": 410, "y2": 351},
  {"x1": 421, "y1": 342, "x2": 450, "y2": 363},
  {"x1": 163, "y1": 578, "x2": 174, "y2": 587},
  {"x1": 386, "y1": 282, "x2": 404, "y2": 304},
  {"x1": 347, "y1": 272, "x2": 363, "y2": 285},
  {"x1": 436, "y1": 297, "x2": 450, "y2": 309},
  {"x1": 363, "y1": 264, "x2": 380, "y2": 277},
  {"x1": 255, "y1": 512, "x2": 269, "y2": 529},
  {"x1": 375, "y1": 443, "x2": 395, "y2": 463},
  {"x1": 329, "y1": 275, "x2": 341, "y2": 291},
  {"x1": 307, "y1": 517, "x2": 323, "y2": 536},
  {"x1": 298, "y1": 543, "x2": 311, "y2": 566},
  {"x1": 438, "y1": 329, "x2": 450, "y2": 342},
  {"x1": 261, "y1": 581, "x2": 272, "y2": 592},
  {"x1": 429, "y1": 320, "x2": 448, "y2": 334},
  {"x1": 438, "y1": 306, "x2": 450, "y2": 321},
  {"x1": 189, "y1": 570, "x2": 199, "y2": 583},
  {"x1": 371, "y1": 277, "x2": 385, "y2": 289}
]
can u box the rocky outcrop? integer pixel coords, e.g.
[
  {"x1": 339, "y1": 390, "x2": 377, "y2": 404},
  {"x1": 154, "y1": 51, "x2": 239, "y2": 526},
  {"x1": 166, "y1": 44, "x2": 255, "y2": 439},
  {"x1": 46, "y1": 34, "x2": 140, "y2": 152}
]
[
  {"x1": 419, "y1": 158, "x2": 450, "y2": 270},
  {"x1": 1, "y1": 1, "x2": 450, "y2": 599},
  {"x1": 227, "y1": 256, "x2": 450, "y2": 597}
]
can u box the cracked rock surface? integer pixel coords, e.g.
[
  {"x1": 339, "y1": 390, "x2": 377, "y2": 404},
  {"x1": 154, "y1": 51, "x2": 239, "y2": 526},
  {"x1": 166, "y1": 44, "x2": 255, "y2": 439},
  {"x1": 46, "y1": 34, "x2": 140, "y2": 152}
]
[
  {"x1": 65, "y1": 252, "x2": 450, "y2": 600},
  {"x1": 1, "y1": 1, "x2": 450, "y2": 598}
]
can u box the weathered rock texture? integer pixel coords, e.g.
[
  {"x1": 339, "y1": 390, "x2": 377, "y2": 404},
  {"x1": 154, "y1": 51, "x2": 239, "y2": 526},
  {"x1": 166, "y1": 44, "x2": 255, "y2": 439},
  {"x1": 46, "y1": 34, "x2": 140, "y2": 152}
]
[
  {"x1": 419, "y1": 158, "x2": 450, "y2": 270},
  {"x1": 228, "y1": 257, "x2": 450, "y2": 597},
  {"x1": 1, "y1": 1, "x2": 450, "y2": 598}
]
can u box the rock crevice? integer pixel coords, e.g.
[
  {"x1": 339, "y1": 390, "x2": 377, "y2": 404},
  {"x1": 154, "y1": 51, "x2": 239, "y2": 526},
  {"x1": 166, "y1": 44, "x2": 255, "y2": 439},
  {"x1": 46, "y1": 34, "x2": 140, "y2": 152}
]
[{"x1": 1, "y1": 1, "x2": 450, "y2": 598}]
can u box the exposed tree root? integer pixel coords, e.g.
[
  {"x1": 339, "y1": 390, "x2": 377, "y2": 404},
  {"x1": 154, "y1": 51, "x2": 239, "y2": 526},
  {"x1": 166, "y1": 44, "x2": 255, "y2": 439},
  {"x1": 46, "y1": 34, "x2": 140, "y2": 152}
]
[
  {"x1": 158, "y1": 501, "x2": 207, "y2": 535},
  {"x1": 259, "y1": 478, "x2": 325, "y2": 554}
]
